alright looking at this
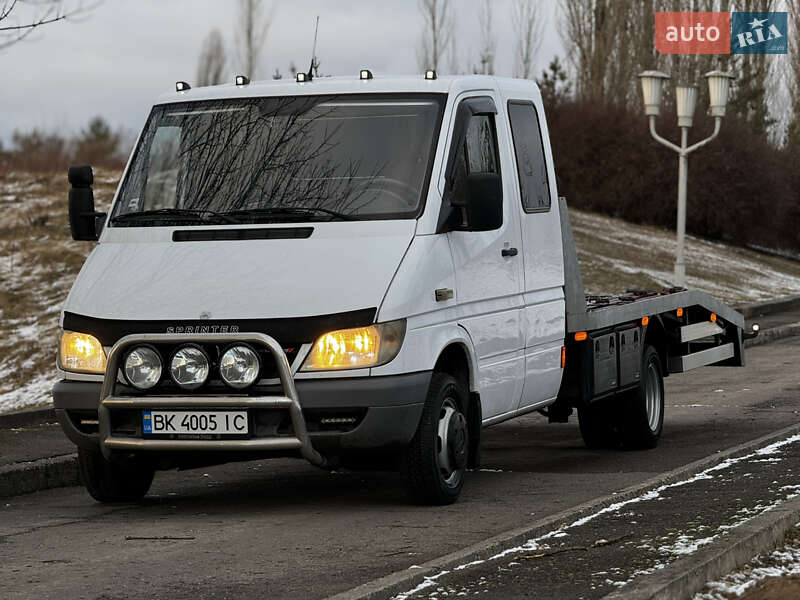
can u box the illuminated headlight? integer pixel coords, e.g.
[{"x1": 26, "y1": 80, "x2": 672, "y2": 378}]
[
  {"x1": 301, "y1": 320, "x2": 406, "y2": 371},
  {"x1": 59, "y1": 331, "x2": 106, "y2": 374},
  {"x1": 123, "y1": 346, "x2": 162, "y2": 390},
  {"x1": 169, "y1": 345, "x2": 210, "y2": 389},
  {"x1": 219, "y1": 344, "x2": 261, "y2": 389}
]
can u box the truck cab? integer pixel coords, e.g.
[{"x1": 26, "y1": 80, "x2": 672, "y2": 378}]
[{"x1": 55, "y1": 73, "x2": 749, "y2": 505}]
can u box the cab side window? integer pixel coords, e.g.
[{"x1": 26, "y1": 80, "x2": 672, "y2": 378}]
[
  {"x1": 450, "y1": 114, "x2": 500, "y2": 205},
  {"x1": 508, "y1": 101, "x2": 550, "y2": 212},
  {"x1": 465, "y1": 115, "x2": 499, "y2": 175}
]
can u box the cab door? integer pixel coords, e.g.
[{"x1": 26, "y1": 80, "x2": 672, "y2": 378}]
[
  {"x1": 444, "y1": 95, "x2": 525, "y2": 420},
  {"x1": 504, "y1": 99, "x2": 566, "y2": 411}
]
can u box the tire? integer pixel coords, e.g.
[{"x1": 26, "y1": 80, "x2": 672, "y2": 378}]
[
  {"x1": 619, "y1": 344, "x2": 664, "y2": 449},
  {"x1": 78, "y1": 448, "x2": 154, "y2": 503},
  {"x1": 578, "y1": 397, "x2": 620, "y2": 449},
  {"x1": 400, "y1": 372, "x2": 469, "y2": 505}
]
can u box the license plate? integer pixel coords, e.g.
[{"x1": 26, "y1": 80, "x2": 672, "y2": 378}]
[{"x1": 142, "y1": 410, "x2": 248, "y2": 435}]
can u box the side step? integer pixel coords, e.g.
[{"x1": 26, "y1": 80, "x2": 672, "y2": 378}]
[
  {"x1": 668, "y1": 343, "x2": 734, "y2": 373},
  {"x1": 680, "y1": 321, "x2": 724, "y2": 343}
]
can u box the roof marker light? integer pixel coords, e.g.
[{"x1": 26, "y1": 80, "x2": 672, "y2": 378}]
[
  {"x1": 296, "y1": 72, "x2": 309, "y2": 83},
  {"x1": 574, "y1": 331, "x2": 587, "y2": 342},
  {"x1": 710, "y1": 313, "x2": 717, "y2": 323},
  {"x1": 676, "y1": 307, "x2": 684, "y2": 317},
  {"x1": 359, "y1": 69, "x2": 373, "y2": 80},
  {"x1": 175, "y1": 81, "x2": 190, "y2": 92},
  {"x1": 235, "y1": 75, "x2": 250, "y2": 86},
  {"x1": 641, "y1": 316, "x2": 650, "y2": 326},
  {"x1": 424, "y1": 69, "x2": 437, "y2": 80}
]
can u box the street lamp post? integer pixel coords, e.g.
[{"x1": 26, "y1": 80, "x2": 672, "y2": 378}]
[{"x1": 638, "y1": 70, "x2": 734, "y2": 288}]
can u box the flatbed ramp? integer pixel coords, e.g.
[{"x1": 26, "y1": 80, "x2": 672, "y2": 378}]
[{"x1": 558, "y1": 197, "x2": 746, "y2": 404}]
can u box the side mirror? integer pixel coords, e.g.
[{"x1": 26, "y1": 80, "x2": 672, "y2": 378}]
[
  {"x1": 68, "y1": 165, "x2": 105, "y2": 241},
  {"x1": 438, "y1": 172, "x2": 504, "y2": 233}
]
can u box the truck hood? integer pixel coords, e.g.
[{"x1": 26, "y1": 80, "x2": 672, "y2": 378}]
[{"x1": 63, "y1": 221, "x2": 415, "y2": 322}]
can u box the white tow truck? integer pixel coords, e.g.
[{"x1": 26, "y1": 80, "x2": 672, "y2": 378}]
[{"x1": 54, "y1": 72, "x2": 756, "y2": 505}]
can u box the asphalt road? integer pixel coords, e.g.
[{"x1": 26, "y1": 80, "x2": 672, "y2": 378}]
[{"x1": 2, "y1": 337, "x2": 800, "y2": 600}]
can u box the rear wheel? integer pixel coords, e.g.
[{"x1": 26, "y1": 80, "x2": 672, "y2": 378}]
[
  {"x1": 619, "y1": 345, "x2": 664, "y2": 449},
  {"x1": 400, "y1": 373, "x2": 469, "y2": 505},
  {"x1": 78, "y1": 448, "x2": 154, "y2": 503}
]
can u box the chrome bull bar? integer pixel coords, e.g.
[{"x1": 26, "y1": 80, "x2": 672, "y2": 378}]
[{"x1": 98, "y1": 332, "x2": 326, "y2": 467}]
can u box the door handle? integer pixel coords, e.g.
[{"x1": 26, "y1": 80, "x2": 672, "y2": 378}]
[{"x1": 501, "y1": 247, "x2": 518, "y2": 257}]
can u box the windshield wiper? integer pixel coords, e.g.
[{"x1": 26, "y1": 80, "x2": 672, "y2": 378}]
[
  {"x1": 221, "y1": 206, "x2": 357, "y2": 222},
  {"x1": 111, "y1": 208, "x2": 240, "y2": 225}
]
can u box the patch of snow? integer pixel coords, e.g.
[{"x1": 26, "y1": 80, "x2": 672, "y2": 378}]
[
  {"x1": 659, "y1": 534, "x2": 717, "y2": 556},
  {"x1": 0, "y1": 374, "x2": 54, "y2": 412},
  {"x1": 695, "y1": 542, "x2": 800, "y2": 599}
]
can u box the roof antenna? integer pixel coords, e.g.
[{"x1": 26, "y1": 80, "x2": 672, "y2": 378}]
[{"x1": 307, "y1": 15, "x2": 319, "y2": 80}]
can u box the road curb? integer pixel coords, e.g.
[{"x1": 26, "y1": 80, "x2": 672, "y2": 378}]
[
  {"x1": 0, "y1": 407, "x2": 56, "y2": 429},
  {"x1": 325, "y1": 422, "x2": 800, "y2": 600},
  {"x1": 745, "y1": 321, "x2": 800, "y2": 348},
  {"x1": 604, "y1": 495, "x2": 800, "y2": 600},
  {"x1": 0, "y1": 454, "x2": 78, "y2": 497}
]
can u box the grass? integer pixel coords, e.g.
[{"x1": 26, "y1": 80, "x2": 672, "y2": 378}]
[
  {"x1": 571, "y1": 208, "x2": 800, "y2": 305},
  {"x1": 0, "y1": 172, "x2": 798, "y2": 412},
  {"x1": 0, "y1": 170, "x2": 118, "y2": 410}
]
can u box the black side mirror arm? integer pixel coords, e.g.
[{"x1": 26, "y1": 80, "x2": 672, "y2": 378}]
[{"x1": 68, "y1": 165, "x2": 105, "y2": 241}]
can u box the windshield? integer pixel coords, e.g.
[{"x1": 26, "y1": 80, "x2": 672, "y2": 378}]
[{"x1": 111, "y1": 94, "x2": 444, "y2": 226}]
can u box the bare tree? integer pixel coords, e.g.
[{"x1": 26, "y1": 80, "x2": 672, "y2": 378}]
[
  {"x1": 475, "y1": 0, "x2": 496, "y2": 75},
  {"x1": 417, "y1": 0, "x2": 453, "y2": 72},
  {"x1": 235, "y1": 0, "x2": 272, "y2": 78},
  {"x1": 559, "y1": 0, "x2": 633, "y2": 104},
  {"x1": 196, "y1": 28, "x2": 226, "y2": 87},
  {"x1": 447, "y1": 35, "x2": 462, "y2": 74},
  {"x1": 0, "y1": 0, "x2": 98, "y2": 51},
  {"x1": 512, "y1": 0, "x2": 543, "y2": 79}
]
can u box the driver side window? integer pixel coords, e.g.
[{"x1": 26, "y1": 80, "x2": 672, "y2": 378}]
[{"x1": 450, "y1": 114, "x2": 500, "y2": 202}]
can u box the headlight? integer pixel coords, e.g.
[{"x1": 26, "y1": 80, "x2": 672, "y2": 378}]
[
  {"x1": 301, "y1": 320, "x2": 406, "y2": 371},
  {"x1": 219, "y1": 344, "x2": 261, "y2": 389},
  {"x1": 123, "y1": 346, "x2": 162, "y2": 390},
  {"x1": 169, "y1": 345, "x2": 210, "y2": 389},
  {"x1": 59, "y1": 331, "x2": 106, "y2": 374}
]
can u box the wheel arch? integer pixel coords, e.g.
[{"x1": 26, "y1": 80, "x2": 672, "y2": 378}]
[
  {"x1": 643, "y1": 316, "x2": 669, "y2": 377},
  {"x1": 432, "y1": 338, "x2": 482, "y2": 469}
]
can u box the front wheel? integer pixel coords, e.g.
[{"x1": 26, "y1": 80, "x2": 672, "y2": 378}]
[
  {"x1": 78, "y1": 448, "x2": 155, "y2": 503},
  {"x1": 400, "y1": 373, "x2": 469, "y2": 505}
]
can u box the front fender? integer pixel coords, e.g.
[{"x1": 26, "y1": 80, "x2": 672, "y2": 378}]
[{"x1": 371, "y1": 322, "x2": 479, "y2": 392}]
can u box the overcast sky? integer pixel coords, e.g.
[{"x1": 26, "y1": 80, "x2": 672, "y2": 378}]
[{"x1": 1, "y1": 0, "x2": 565, "y2": 145}]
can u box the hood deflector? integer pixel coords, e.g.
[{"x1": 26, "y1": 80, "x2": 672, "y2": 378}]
[{"x1": 63, "y1": 308, "x2": 376, "y2": 347}]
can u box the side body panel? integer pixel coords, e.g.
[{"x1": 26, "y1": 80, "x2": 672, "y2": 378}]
[
  {"x1": 443, "y1": 90, "x2": 525, "y2": 419},
  {"x1": 498, "y1": 83, "x2": 566, "y2": 414}
]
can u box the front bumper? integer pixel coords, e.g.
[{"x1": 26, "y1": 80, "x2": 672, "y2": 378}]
[{"x1": 54, "y1": 336, "x2": 430, "y2": 459}]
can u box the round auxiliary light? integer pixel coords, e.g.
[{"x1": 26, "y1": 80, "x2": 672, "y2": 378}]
[
  {"x1": 219, "y1": 345, "x2": 261, "y2": 389},
  {"x1": 170, "y1": 345, "x2": 210, "y2": 390},
  {"x1": 123, "y1": 346, "x2": 162, "y2": 390}
]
